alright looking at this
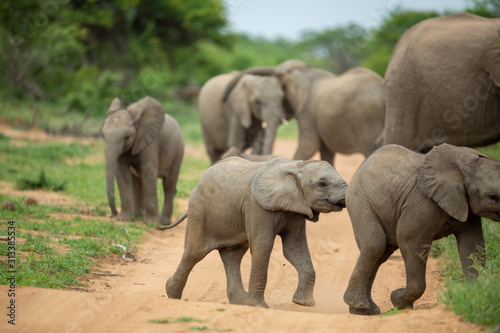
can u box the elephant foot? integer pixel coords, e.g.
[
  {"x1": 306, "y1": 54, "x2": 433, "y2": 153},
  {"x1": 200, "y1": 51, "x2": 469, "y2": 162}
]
[
  {"x1": 243, "y1": 297, "x2": 269, "y2": 308},
  {"x1": 158, "y1": 219, "x2": 172, "y2": 227},
  {"x1": 166, "y1": 277, "x2": 182, "y2": 299},
  {"x1": 390, "y1": 288, "x2": 414, "y2": 310},
  {"x1": 143, "y1": 214, "x2": 159, "y2": 225},
  {"x1": 344, "y1": 290, "x2": 371, "y2": 310},
  {"x1": 292, "y1": 292, "x2": 315, "y2": 307},
  {"x1": 227, "y1": 290, "x2": 248, "y2": 305},
  {"x1": 349, "y1": 305, "x2": 380, "y2": 315}
]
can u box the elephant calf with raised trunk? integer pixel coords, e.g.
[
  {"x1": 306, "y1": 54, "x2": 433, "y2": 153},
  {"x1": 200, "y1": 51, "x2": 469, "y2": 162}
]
[
  {"x1": 102, "y1": 96, "x2": 184, "y2": 226},
  {"x1": 161, "y1": 157, "x2": 347, "y2": 307},
  {"x1": 344, "y1": 143, "x2": 500, "y2": 315},
  {"x1": 199, "y1": 72, "x2": 286, "y2": 164}
]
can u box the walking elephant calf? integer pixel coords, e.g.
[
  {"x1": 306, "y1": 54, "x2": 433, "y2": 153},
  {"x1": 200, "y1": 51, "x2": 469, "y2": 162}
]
[
  {"x1": 159, "y1": 157, "x2": 347, "y2": 307},
  {"x1": 344, "y1": 143, "x2": 500, "y2": 315}
]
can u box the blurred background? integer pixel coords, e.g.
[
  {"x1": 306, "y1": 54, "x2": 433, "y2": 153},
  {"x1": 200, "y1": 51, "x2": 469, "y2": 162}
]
[{"x1": 0, "y1": 0, "x2": 498, "y2": 136}]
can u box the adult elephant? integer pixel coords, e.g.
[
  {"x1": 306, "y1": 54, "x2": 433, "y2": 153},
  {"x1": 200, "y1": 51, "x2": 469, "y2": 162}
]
[
  {"x1": 223, "y1": 61, "x2": 384, "y2": 165},
  {"x1": 199, "y1": 72, "x2": 285, "y2": 164},
  {"x1": 102, "y1": 96, "x2": 184, "y2": 226},
  {"x1": 301, "y1": 67, "x2": 385, "y2": 161},
  {"x1": 384, "y1": 13, "x2": 500, "y2": 152}
]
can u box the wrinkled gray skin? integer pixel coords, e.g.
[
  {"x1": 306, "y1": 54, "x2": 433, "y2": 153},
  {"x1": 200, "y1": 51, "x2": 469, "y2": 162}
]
[
  {"x1": 102, "y1": 96, "x2": 184, "y2": 226},
  {"x1": 223, "y1": 61, "x2": 385, "y2": 165},
  {"x1": 344, "y1": 144, "x2": 500, "y2": 315},
  {"x1": 166, "y1": 157, "x2": 347, "y2": 307},
  {"x1": 219, "y1": 147, "x2": 277, "y2": 162},
  {"x1": 199, "y1": 72, "x2": 285, "y2": 164},
  {"x1": 384, "y1": 14, "x2": 500, "y2": 152},
  {"x1": 306, "y1": 67, "x2": 385, "y2": 159}
]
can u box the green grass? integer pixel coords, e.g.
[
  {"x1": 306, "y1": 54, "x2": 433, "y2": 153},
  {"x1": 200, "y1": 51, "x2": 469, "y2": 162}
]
[{"x1": 0, "y1": 103, "x2": 207, "y2": 289}]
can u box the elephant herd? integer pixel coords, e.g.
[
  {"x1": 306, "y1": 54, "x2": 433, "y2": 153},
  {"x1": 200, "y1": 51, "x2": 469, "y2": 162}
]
[{"x1": 102, "y1": 14, "x2": 500, "y2": 315}]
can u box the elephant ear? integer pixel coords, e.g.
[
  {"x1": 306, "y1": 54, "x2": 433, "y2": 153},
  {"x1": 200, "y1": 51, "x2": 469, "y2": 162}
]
[
  {"x1": 227, "y1": 75, "x2": 252, "y2": 129},
  {"x1": 482, "y1": 37, "x2": 500, "y2": 87},
  {"x1": 417, "y1": 144, "x2": 485, "y2": 222},
  {"x1": 127, "y1": 96, "x2": 165, "y2": 155},
  {"x1": 251, "y1": 158, "x2": 313, "y2": 219},
  {"x1": 107, "y1": 97, "x2": 121, "y2": 114}
]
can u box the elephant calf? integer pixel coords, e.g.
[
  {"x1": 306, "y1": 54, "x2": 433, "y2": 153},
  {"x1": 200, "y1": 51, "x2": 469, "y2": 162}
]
[
  {"x1": 162, "y1": 157, "x2": 347, "y2": 307},
  {"x1": 344, "y1": 143, "x2": 500, "y2": 315},
  {"x1": 102, "y1": 96, "x2": 184, "y2": 226}
]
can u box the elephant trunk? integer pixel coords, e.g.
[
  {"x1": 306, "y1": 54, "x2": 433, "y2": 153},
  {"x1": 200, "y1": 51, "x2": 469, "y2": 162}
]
[
  {"x1": 261, "y1": 118, "x2": 280, "y2": 155},
  {"x1": 105, "y1": 146, "x2": 120, "y2": 216}
]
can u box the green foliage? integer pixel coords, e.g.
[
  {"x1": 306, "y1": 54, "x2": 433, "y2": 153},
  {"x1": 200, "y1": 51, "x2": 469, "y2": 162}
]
[
  {"x1": 298, "y1": 23, "x2": 369, "y2": 74},
  {"x1": 361, "y1": 9, "x2": 440, "y2": 75},
  {"x1": 432, "y1": 220, "x2": 500, "y2": 329},
  {"x1": 466, "y1": 0, "x2": 500, "y2": 17},
  {"x1": 17, "y1": 170, "x2": 66, "y2": 191},
  {"x1": 0, "y1": 198, "x2": 146, "y2": 289},
  {"x1": 0, "y1": 252, "x2": 95, "y2": 288}
]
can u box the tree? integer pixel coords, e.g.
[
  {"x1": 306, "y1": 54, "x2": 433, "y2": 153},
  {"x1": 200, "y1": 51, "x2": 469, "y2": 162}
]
[
  {"x1": 466, "y1": 0, "x2": 500, "y2": 17},
  {"x1": 298, "y1": 23, "x2": 369, "y2": 74},
  {"x1": 361, "y1": 9, "x2": 439, "y2": 75}
]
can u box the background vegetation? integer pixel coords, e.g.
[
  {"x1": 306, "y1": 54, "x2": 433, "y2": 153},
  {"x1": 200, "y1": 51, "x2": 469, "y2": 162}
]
[{"x1": 0, "y1": 0, "x2": 499, "y2": 330}]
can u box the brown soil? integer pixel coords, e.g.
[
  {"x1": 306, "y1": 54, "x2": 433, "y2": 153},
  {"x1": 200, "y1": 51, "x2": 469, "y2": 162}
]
[{"x1": 0, "y1": 126, "x2": 485, "y2": 332}]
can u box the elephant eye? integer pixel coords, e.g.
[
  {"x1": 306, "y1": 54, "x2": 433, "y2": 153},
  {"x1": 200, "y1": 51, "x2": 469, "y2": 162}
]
[
  {"x1": 318, "y1": 181, "x2": 328, "y2": 188},
  {"x1": 253, "y1": 99, "x2": 261, "y2": 106},
  {"x1": 489, "y1": 194, "x2": 500, "y2": 203}
]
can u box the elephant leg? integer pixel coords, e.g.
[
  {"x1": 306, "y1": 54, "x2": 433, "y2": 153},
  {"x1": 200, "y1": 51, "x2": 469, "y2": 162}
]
[
  {"x1": 455, "y1": 216, "x2": 484, "y2": 281},
  {"x1": 141, "y1": 166, "x2": 159, "y2": 224},
  {"x1": 390, "y1": 239, "x2": 430, "y2": 310},
  {"x1": 245, "y1": 220, "x2": 275, "y2": 307},
  {"x1": 344, "y1": 212, "x2": 387, "y2": 315},
  {"x1": 132, "y1": 174, "x2": 144, "y2": 219},
  {"x1": 280, "y1": 224, "x2": 316, "y2": 307},
  {"x1": 116, "y1": 162, "x2": 134, "y2": 221},
  {"x1": 167, "y1": 245, "x2": 211, "y2": 299},
  {"x1": 365, "y1": 246, "x2": 396, "y2": 314},
  {"x1": 319, "y1": 141, "x2": 335, "y2": 166},
  {"x1": 159, "y1": 161, "x2": 181, "y2": 226},
  {"x1": 293, "y1": 120, "x2": 321, "y2": 161},
  {"x1": 219, "y1": 245, "x2": 249, "y2": 304}
]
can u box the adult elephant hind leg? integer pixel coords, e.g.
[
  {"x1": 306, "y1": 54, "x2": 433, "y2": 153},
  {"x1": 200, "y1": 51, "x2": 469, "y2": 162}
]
[
  {"x1": 343, "y1": 208, "x2": 388, "y2": 315},
  {"x1": 280, "y1": 225, "x2": 316, "y2": 307},
  {"x1": 219, "y1": 245, "x2": 249, "y2": 304},
  {"x1": 166, "y1": 245, "x2": 212, "y2": 299},
  {"x1": 293, "y1": 123, "x2": 321, "y2": 161}
]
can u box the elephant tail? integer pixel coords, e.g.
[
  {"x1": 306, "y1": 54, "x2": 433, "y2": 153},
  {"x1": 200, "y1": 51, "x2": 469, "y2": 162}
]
[{"x1": 156, "y1": 212, "x2": 188, "y2": 230}]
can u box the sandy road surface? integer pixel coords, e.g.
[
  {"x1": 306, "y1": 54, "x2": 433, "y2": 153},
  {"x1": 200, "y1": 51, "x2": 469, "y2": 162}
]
[{"x1": 0, "y1": 132, "x2": 484, "y2": 333}]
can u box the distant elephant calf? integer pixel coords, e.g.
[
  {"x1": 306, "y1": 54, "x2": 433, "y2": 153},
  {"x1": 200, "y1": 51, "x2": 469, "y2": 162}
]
[
  {"x1": 102, "y1": 96, "x2": 184, "y2": 226},
  {"x1": 344, "y1": 143, "x2": 500, "y2": 315},
  {"x1": 160, "y1": 157, "x2": 347, "y2": 307}
]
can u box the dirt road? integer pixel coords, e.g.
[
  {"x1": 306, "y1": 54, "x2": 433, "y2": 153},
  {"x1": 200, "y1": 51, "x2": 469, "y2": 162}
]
[{"x1": 0, "y1": 135, "x2": 483, "y2": 333}]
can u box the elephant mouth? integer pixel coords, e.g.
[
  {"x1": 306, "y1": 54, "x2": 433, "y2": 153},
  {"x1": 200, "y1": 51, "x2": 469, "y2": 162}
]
[
  {"x1": 314, "y1": 200, "x2": 345, "y2": 214},
  {"x1": 483, "y1": 211, "x2": 500, "y2": 222}
]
